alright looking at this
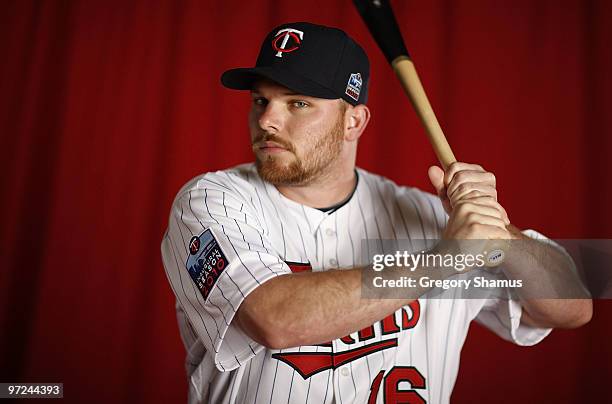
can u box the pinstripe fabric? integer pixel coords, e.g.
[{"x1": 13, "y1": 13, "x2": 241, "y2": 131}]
[{"x1": 161, "y1": 163, "x2": 552, "y2": 404}]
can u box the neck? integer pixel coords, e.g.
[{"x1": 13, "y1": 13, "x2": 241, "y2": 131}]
[{"x1": 275, "y1": 162, "x2": 357, "y2": 209}]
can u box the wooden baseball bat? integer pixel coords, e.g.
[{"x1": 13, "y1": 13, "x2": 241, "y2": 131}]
[
  {"x1": 353, "y1": 0, "x2": 456, "y2": 170},
  {"x1": 354, "y1": 0, "x2": 511, "y2": 266}
]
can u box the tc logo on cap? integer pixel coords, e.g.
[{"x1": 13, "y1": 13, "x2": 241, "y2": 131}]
[{"x1": 272, "y1": 28, "x2": 304, "y2": 58}]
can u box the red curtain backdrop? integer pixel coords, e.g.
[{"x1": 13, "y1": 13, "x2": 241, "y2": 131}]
[{"x1": 1, "y1": 0, "x2": 610, "y2": 402}]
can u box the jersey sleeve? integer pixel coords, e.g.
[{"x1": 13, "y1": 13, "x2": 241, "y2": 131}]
[
  {"x1": 474, "y1": 229, "x2": 576, "y2": 345},
  {"x1": 161, "y1": 172, "x2": 291, "y2": 371},
  {"x1": 473, "y1": 294, "x2": 552, "y2": 346}
]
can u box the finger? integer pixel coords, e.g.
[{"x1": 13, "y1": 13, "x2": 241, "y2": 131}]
[
  {"x1": 443, "y1": 162, "x2": 485, "y2": 188},
  {"x1": 455, "y1": 196, "x2": 510, "y2": 224},
  {"x1": 455, "y1": 205, "x2": 508, "y2": 228},
  {"x1": 456, "y1": 190, "x2": 494, "y2": 200},
  {"x1": 428, "y1": 166, "x2": 453, "y2": 214},
  {"x1": 459, "y1": 212, "x2": 508, "y2": 230},
  {"x1": 455, "y1": 199, "x2": 499, "y2": 214},
  {"x1": 427, "y1": 165, "x2": 446, "y2": 197},
  {"x1": 498, "y1": 204, "x2": 510, "y2": 224},
  {"x1": 455, "y1": 197, "x2": 510, "y2": 224},
  {"x1": 453, "y1": 190, "x2": 507, "y2": 220},
  {"x1": 446, "y1": 170, "x2": 496, "y2": 199},
  {"x1": 449, "y1": 183, "x2": 497, "y2": 205}
]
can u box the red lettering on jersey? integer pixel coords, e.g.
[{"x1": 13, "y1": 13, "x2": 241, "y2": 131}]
[
  {"x1": 341, "y1": 334, "x2": 355, "y2": 344},
  {"x1": 285, "y1": 261, "x2": 312, "y2": 273},
  {"x1": 402, "y1": 300, "x2": 420, "y2": 329},
  {"x1": 333, "y1": 338, "x2": 397, "y2": 367},
  {"x1": 368, "y1": 370, "x2": 384, "y2": 404},
  {"x1": 342, "y1": 324, "x2": 375, "y2": 344},
  {"x1": 384, "y1": 366, "x2": 426, "y2": 404},
  {"x1": 271, "y1": 351, "x2": 334, "y2": 379},
  {"x1": 340, "y1": 300, "x2": 421, "y2": 344},
  {"x1": 358, "y1": 324, "x2": 375, "y2": 341},
  {"x1": 272, "y1": 338, "x2": 397, "y2": 379},
  {"x1": 381, "y1": 313, "x2": 401, "y2": 334}
]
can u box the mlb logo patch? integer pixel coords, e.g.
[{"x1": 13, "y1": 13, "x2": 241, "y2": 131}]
[
  {"x1": 185, "y1": 229, "x2": 229, "y2": 301},
  {"x1": 345, "y1": 73, "x2": 362, "y2": 102}
]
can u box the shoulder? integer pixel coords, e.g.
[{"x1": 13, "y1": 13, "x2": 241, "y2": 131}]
[
  {"x1": 167, "y1": 163, "x2": 271, "y2": 232},
  {"x1": 173, "y1": 163, "x2": 263, "y2": 204}
]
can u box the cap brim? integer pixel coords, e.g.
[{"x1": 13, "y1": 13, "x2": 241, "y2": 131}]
[{"x1": 220, "y1": 66, "x2": 339, "y2": 99}]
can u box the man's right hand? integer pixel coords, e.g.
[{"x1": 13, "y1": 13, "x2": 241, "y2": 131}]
[{"x1": 428, "y1": 163, "x2": 511, "y2": 240}]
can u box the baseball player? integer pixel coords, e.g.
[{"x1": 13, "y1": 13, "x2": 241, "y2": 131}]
[{"x1": 161, "y1": 22, "x2": 591, "y2": 403}]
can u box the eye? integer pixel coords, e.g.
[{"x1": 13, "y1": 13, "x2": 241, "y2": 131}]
[
  {"x1": 252, "y1": 97, "x2": 267, "y2": 106},
  {"x1": 292, "y1": 100, "x2": 309, "y2": 109}
]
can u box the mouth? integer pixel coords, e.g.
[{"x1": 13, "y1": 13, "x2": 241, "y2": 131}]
[{"x1": 253, "y1": 141, "x2": 290, "y2": 154}]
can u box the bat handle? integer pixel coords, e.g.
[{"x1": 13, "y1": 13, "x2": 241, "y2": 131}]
[{"x1": 391, "y1": 56, "x2": 456, "y2": 170}]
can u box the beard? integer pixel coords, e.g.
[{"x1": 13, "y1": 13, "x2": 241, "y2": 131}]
[{"x1": 253, "y1": 114, "x2": 345, "y2": 186}]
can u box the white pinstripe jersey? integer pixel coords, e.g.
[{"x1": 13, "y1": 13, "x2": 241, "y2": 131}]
[{"x1": 161, "y1": 163, "x2": 552, "y2": 404}]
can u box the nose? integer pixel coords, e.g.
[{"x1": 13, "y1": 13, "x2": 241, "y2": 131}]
[{"x1": 257, "y1": 102, "x2": 283, "y2": 133}]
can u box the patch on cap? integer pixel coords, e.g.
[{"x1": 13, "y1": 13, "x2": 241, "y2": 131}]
[
  {"x1": 345, "y1": 73, "x2": 362, "y2": 102},
  {"x1": 272, "y1": 28, "x2": 304, "y2": 58}
]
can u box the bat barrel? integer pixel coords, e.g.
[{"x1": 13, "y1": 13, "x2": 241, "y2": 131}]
[{"x1": 353, "y1": 0, "x2": 409, "y2": 63}]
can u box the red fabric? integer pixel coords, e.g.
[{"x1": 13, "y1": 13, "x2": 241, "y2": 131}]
[{"x1": 1, "y1": 1, "x2": 610, "y2": 402}]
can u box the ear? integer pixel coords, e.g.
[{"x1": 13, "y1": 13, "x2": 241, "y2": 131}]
[{"x1": 344, "y1": 104, "x2": 371, "y2": 141}]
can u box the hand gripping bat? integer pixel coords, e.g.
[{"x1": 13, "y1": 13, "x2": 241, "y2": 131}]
[{"x1": 353, "y1": 0, "x2": 456, "y2": 170}]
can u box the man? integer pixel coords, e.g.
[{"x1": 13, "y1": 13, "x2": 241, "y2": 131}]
[{"x1": 161, "y1": 22, "x2": 591, "y2": 403}]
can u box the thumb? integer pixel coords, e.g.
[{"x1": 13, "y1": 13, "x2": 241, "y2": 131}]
[
  {"x1": 428, "y1": 165, "x2": 445, "y2": 197},
  {"x1": 428, "y1": 165, "x2": 452, "y2": 214}
]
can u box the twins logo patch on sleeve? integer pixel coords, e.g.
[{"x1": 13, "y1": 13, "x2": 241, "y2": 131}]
[{"x1": 185, "y1": 229, "x2": 229, "y2": 301}]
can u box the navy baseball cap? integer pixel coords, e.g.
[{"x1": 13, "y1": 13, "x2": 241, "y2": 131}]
[{"x1": 221, "y1": 22, "x2": 370, "y2": 106}]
